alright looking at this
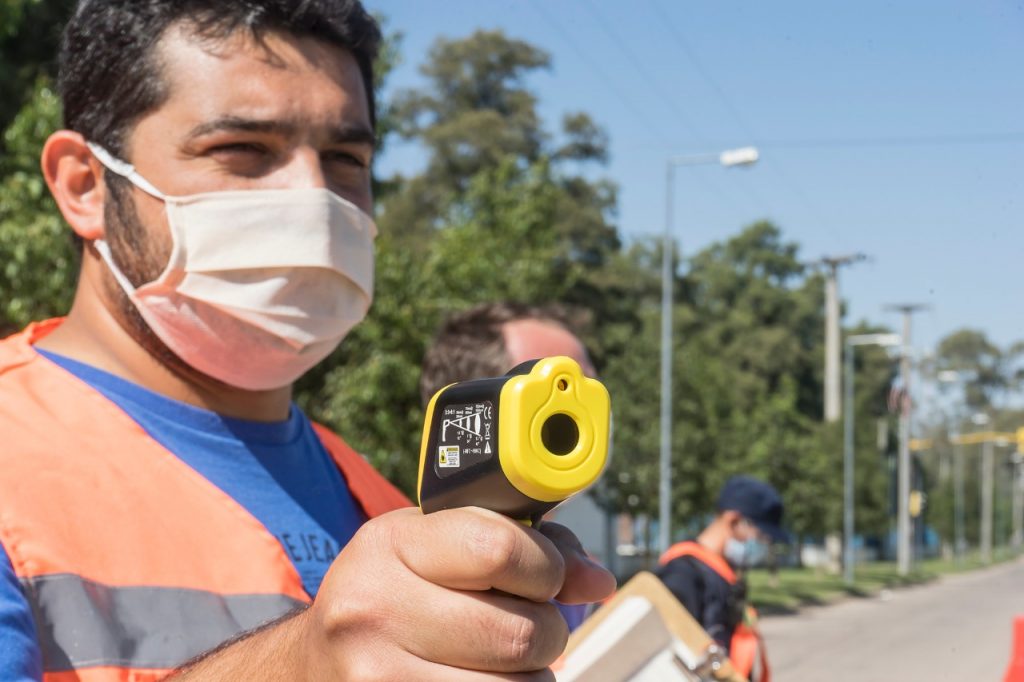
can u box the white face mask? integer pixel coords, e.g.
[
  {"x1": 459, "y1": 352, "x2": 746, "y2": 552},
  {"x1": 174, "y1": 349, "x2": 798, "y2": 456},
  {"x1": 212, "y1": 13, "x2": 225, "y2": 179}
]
[
  {"x1": 724, "y1": 537, "x2": 768, "y2": 568},
  {"x1": 87, "y1": 143, "x2": 376, "y2": 391}
]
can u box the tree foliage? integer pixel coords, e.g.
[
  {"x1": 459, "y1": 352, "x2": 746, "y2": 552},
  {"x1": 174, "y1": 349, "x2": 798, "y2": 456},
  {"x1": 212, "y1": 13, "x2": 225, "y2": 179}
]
[
  {"x1": 0, "y1": 0, "x2": 74, "y2": 138},
  {"x1": 935, "y1": 328, "x2": 1018, "y2": 412},
  {"x1": 0, "y1": 80, "x2": 76, "y2": 336}
]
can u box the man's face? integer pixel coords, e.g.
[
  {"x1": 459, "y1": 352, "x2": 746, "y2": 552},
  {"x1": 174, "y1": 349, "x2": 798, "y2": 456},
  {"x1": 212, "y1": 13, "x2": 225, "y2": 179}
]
[
  {"x1": 106, "y1": 24, "x2": 374, "y2": 278},
  {"x1": 502, "y1": 318, "x2": 596, "y2": 377},
  {"x1": 97, "y1": 25, "x2": 375, "y2": 382}
]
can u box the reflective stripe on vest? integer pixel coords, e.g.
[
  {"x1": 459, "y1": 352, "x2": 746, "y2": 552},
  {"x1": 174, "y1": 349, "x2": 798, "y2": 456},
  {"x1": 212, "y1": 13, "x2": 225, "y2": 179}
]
[
  {"x1": 23, "y1": 573, "x2": 306, "y2": 670},
  {"x1": 658, "y1": 541, "x2": 771, "y2": 682},
  {"x1": 0, "y1": 320, "x2": 411, "y2": 679}
]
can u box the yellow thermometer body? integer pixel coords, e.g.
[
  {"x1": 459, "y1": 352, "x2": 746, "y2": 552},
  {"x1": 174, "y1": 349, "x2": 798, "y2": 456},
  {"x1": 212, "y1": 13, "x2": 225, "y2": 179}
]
[{"x1": 417, "y1": 356, "x2": 611, "y2": 523}]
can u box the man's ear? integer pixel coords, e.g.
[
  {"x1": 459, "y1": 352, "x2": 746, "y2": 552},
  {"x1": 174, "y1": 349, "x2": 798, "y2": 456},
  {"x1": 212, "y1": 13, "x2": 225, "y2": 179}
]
[
  {"x1": 41, "y1": 130, "x2": 107, "y2": 242},
  {"x1": 721, "y1": 509, "x2": 743, "y2": 531}
]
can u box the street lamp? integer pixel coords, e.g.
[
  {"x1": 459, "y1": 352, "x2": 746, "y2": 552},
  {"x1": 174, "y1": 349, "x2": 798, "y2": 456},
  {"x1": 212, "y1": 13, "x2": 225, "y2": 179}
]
[
  {"x1": 885, "y1": 303, "x2": 927, "y2": 576},
  {"x1": 843, "y1": 333, "x2": 901, "y2": 584},
  {"x1": 659, "y1": 146, "x2": 759, "y2": 554},
  {"x1": 981, "y1": 436, "x2": 1012, "y2": 564},
  {"x1": 936, "y1": 370, "x2": 975, "y2": 562},
  {"x1": 1011, "y1": 450, "x2": 1024, "y2": 550}
]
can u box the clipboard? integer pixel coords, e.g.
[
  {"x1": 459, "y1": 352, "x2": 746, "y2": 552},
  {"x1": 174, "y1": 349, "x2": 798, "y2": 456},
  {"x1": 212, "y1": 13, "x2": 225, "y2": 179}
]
[{"x1": 555, "y1": 571, "x2": 747, "y2": 682}]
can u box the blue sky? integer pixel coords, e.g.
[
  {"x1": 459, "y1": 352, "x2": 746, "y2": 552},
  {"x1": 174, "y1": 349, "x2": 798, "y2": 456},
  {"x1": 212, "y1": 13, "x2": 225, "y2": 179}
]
[{"x1": 371, "y1": 0, "x2": 1024, "y2": 353}]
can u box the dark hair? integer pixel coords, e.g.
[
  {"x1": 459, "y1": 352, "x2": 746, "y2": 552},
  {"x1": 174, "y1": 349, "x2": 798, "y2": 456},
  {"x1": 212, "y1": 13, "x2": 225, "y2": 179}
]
[
  {"x1": 419, "y1": 302, "x2": 583, "y2": 406},
  {"x1": 59, "y1": 0, "x2": 381, "y2": 157}
]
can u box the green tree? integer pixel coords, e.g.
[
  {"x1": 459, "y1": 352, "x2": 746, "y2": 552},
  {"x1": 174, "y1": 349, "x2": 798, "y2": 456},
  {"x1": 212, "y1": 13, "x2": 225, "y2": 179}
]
[
  {"x1": 591, "y1": 241, "x2": 664, "y2": 519},
  {"x1": 0, "y1": 1, "x2": 77, "y2": 335},
  {"x1": 0, "y1": 0, "x2": 74, "y2": 140},
  {"x1": 677, "y1": 223, "x2": 829, "y2": 533},
  {"x1": 599, "y1": 223, "x2": 898, "y2": 546},
  {"x1": 0, "y1": 80, "x2": 75, "y2": 336},
  {"x1": 382, "y1": 30, "x2": 619, "y2": 264},
  {"x1": 935, "y1": 328, "x2": 1014, "y2": 412}
]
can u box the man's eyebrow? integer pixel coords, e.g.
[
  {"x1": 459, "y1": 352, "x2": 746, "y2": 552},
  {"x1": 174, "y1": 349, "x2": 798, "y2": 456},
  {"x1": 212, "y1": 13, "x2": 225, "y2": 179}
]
[
  {"x1": 185, "y1": 116, "x2": 296, "y2": 140},
  {"x1": 185, "y1": 116, "x2": 377, "y2": 146},
  {"x1": 326, "y1": 124, "x2": 377, "y2": 147}
]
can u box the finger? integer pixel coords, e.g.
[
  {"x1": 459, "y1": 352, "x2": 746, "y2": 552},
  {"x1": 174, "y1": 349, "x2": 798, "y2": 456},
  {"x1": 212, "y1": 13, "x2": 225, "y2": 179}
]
[
  {"x1": 536, "y1": 522, "x2": 617, "y2": 605},
  {"x1": 392, "y1": 584, "x2": 569, "y2": 673},
  {"x1": 390, "y1": 507, "x2": 566, "y2": 602}
]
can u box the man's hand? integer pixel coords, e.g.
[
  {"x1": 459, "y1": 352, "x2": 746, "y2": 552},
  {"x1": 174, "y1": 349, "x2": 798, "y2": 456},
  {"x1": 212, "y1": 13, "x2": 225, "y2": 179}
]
[{"x1": 175, "y1": 507, "x2": 615, "y2": 680}]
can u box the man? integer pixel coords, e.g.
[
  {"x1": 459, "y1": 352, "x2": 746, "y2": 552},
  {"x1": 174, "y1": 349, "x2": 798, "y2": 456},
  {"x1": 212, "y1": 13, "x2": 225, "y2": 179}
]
[
  {"x1": 655, "y1": 475, "x2": 785, "y2": 682},
  {"x1": 0, "y1": 2, "x2": 613, "y2": 680}
]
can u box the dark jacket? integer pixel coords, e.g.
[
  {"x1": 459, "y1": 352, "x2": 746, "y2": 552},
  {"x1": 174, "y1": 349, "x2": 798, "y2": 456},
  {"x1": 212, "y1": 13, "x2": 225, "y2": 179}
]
[{"x1": 655, "y1": 548, "x2": 746, "y2": 652}]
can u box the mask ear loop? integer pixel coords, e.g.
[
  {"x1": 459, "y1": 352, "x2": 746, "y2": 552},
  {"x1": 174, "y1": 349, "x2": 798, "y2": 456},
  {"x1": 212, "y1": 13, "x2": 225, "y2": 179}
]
[
  {"x1": 92, "y1": 239, "x2": 142, "y2": 295},
  {"x1": 85, "y1": 142, "x2": 166, "y2": 294},
  {"x1": 86, "y1": 142, "x2": 166, "y2": 200}
]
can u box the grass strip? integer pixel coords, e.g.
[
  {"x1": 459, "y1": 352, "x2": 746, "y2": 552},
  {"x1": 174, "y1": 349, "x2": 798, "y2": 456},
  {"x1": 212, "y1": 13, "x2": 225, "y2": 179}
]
[{"x1": 747, "y1": 548, "x2": 1020, "y2": 614}]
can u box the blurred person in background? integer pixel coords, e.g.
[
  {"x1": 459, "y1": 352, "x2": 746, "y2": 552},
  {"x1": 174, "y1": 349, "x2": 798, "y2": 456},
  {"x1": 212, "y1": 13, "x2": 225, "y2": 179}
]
[
  {"x1": 420, "y1": 301, "x2": 597, "y2": 404},
  {"x1": 656, "y1": 475, "x2": 787, "y2": 682}
]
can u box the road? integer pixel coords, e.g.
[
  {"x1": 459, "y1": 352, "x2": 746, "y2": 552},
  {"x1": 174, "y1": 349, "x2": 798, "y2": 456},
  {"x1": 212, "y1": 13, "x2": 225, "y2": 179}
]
[{"x1": 759, "y1": 558, "x2": 1024, "y2": 681}]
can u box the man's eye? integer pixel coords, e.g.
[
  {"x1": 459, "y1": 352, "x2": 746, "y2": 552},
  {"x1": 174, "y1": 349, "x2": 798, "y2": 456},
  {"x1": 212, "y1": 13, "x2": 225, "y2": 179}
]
[
  {"x1": 324, "y1": 150, "x2": 369, "y2": 168},
  {"x1": 211, "y1": 143, "x2": 268, "y2": 156}
]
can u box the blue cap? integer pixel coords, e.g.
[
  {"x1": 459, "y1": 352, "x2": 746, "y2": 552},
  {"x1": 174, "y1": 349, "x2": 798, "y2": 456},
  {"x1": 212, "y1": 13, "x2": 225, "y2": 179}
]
[{"x1": 717, "y1": 475, "x2": 789, "y2": 543}]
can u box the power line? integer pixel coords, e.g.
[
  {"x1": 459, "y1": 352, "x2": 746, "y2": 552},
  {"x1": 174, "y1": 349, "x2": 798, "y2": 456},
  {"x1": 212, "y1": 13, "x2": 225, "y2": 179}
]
[
  {"x1": 526, "y1": 0, "x2": 668, "y2": 142},
  {"x1": 645, "y1": 0, "x2": 833, "y2": 234},
  {"x1": 526, "y1": 0, "x2": 744, "y2": 212},
  {"x1": 581, "y1": 1, "x2": 706, "y2": 146},
  {"x1": 647, "y1": 0, "x2": 760, "y2": 142},
  {"x1": 578, "y1": 0, "x2": 771, "y2": 217}
]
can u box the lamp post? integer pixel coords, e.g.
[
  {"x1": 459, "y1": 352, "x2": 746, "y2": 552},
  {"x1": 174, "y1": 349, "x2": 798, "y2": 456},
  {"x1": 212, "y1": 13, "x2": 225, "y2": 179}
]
[
  {"x1": 885, "y1": 303, "x2": 928, "y2": 576},
  {"x1": 1011, "y1": 450, "x2": 1024, "y2": 551},
  {"x1": 659, "y1": 146, "x2": 759, "y2": 554},
  {"x1": 980, "y1": 436, "x2": 1011, "y2": 564},
  {"x1": 843, "y1": 333, "x2": 902, "y2": 584},
  {"x1": 971, "y1": 413, "x2": 992, "y2": 564},
  {"x1": 937, "y1": 369, "x2": 973, "y2": 562}
]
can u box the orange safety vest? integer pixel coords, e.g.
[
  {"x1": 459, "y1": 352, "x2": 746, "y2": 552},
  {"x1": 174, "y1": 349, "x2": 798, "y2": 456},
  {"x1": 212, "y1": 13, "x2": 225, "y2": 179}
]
[
  {"x1": 0, "y1": 319, "x2": 412, "y2": 681},
  {"x1": 659, "y1": 541, "x2": 771, "y2": 682}
]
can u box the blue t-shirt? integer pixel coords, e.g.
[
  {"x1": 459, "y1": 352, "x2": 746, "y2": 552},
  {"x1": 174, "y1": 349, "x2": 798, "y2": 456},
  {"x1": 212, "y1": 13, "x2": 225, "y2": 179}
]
[{"x1": 0, "y1": 350, "x2": 366, "y2": 680}]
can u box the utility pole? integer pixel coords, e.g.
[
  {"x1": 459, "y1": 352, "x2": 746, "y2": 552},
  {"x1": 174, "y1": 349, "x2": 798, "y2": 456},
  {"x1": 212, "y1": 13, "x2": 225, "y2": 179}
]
[
  {"x1": 886, "y1": 303, "x2": 928, "y2": 576},
  {"x1": 954, "y1": 440, "x2": 965, "y2": 561},
  {"x1": 981, "y1": 439, "x2": 994, "y2": 564},
  {"x1": 1015, "y1": 429, "x2": 1024, "y2": 551},
  {"x1": 815, "y1": 254, "x2": 867, "y2": 423},
  {"x1": 844, "y1": 333, "x2": 901, "y2": 584},
  {"x1": 1012, "y1": 451, "x2": 1023, "y2": 551}
]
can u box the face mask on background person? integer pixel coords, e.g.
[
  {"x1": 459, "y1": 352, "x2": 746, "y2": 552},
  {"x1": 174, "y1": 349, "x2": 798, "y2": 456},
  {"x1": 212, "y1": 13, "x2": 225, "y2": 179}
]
[
  {"x1": 87, "y1": 143, "x2": 376, "y2": 391},
  {"x1": 724, "y1": 535, "x2": 769, "y2": 568}
]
